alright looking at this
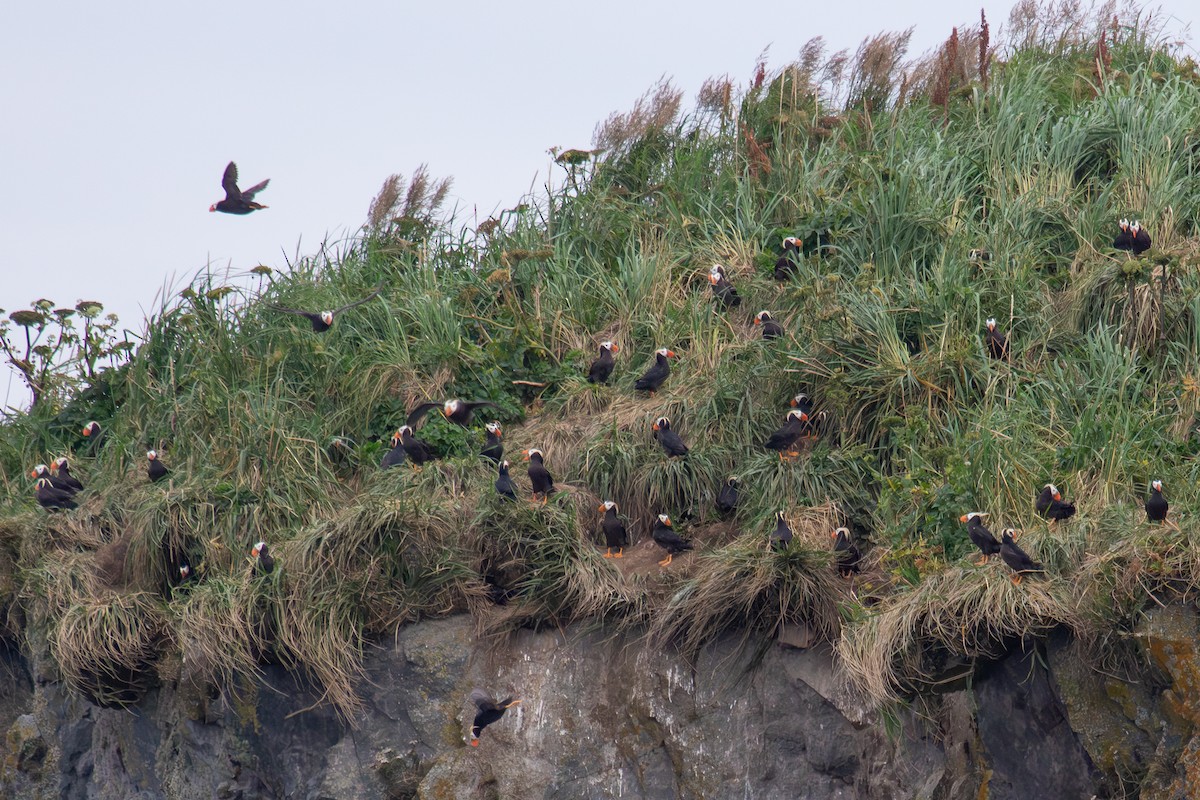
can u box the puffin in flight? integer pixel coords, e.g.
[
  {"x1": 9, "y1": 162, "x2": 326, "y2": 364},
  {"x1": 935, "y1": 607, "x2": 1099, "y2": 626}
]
[
  {"x1": 960, "y1": 512, "x2": 1001, "y2": 564},
  {"x1": 210, "y1": 161, "x2": 269, "y2": 214},
  {"x1": 985, "y1": 318, "x2": 1008, "y2": 360},
  {"x1": 587, "y1": 341, "x2": 619, "y2": 384},
  {"x1": 598, "y1": 501, "x2": 627, "y2": 558},
  {"x1": 635, "y1": 348, "x2": 676, "y2": 395},
  {"x1": 652, "y1": 416, "x2": 689, "y2": 458},
  {"x1": 269, "y1": 282, "x2": 385, "y2": 332},
  {"x1": 754, "y1": 311, "x2": 784, "y2": 340},
  {"x1": 147, "y1": 450, "x2": 170, "y2": 482},
  {"x1": 468, "y1": 689, "x2": 521, "y2": 746},
  {"x1": 651, "y1": 513, "x2": 693, "y2": 566},
  {"x1": 406, "y1": 398, "x2": 500, "y2": 428},
  {"x1": 999, "y1": 529, "x2": 1043, "y2": 584}
]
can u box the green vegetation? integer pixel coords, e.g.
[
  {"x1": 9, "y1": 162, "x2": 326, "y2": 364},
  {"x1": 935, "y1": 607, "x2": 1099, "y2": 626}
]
[{"x1": 2, "y1": 5, "x2": 1200, "y2": 768}]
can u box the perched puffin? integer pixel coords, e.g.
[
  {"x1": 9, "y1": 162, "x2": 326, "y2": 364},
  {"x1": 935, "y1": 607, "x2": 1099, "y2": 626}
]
[
  {"x1": 635, "y1": 348, "x2": 676, "y2": 395},
  {"x1": 406, "y1": 398, "x2": 500, "y2": 428},
  {"x1": 146, "y1": 450, "x2": 169, "y2": 482},
  {"x1": 494, "y1": 460, "x2": 517, "y2": 502},
  {"x1": 770, "y1": 511, "x2": 793, "y2": 551},
  {"x1": 481, "y1": 422, "x2": 504, "y2": 464},
  {"x1": 598, "y1": 501, "x2": 627, "y2": 558},
  {"x1": 269, "y1": 282, "x2": 384, "y2": 332},
  {"x1": 398, "y1": 425, "x2": 438, "y2": 467},
  {"x1": 52, "y1": 457, "x2": 85, "y2": 492},
  {"x1": 1035, "y1": 484, "x2": 1076, "y2": 524},
  {"x1": 587, "y1": 341, "x2": 619, "y2": 384},
  {"x1": 790, "y1": 393, "x2": 815, "y2": 415},
  {"x1": 754, "y1": 311, "x2": 784, "y2": 340},
  {"x1": 709, "y1": 265, "x2": 742, "y2": 308},
  {"x1": 652, "y1": 416, "x2": 689, "y2": 458},
  {"x1": 651, "y1": 513, "x2": 693, "y2": 566},
  {"x1": 1113, "y1": 219, "x2": 1134, "y2": 251},
  {"x1": 715, "y1": 477, "x2": 739, "y2": 516},
  {"x1": 968, "y1": 249, "x2": 992, "y2": 263},
  {"x1": 832, "y1": 527, "x2": 862, "y2": 577},
  {"x1": 468, "y1": 689, "x2": 521, "y2": 747},
  {"x1": 35, "y1": 477, "x2": 77, "y2": 510},
  {"x1": 524, "y1": 449, "x2": 555, "y2": 503},
  {"x1": 380, "y1": 431, "x2": 407, "y2": 469},
  {"x1": 1145, "y1": 479, "x2": 1169, "y2": 525},
  {"x1": 209, "y1": 161, "x2": 269, "y2": 214},
  {"x1": 1000, "y1": 529, "x2": 1043, "y2": 584},
  {"x1": 251, "y1": 541, "x2": 275, "y2": 575},
  {"x1": 81, "y1": 421, "x2": 104, "y2": 449},
  {"x1": 30, "y1": 464, "x2": 77, "y2": 495},
  {"x1": 1131, "y1": 220, "x2": 1152, "y2": 255},
  {"x1": 985, "y1": 318, "x2": 1009, "y2": 361},
  {"x1": 774, "y1": 236, "x2": 802, "y2": 281},
  {"x1": 177, "y1": 562, "x2": 195, "y2": 586},
  {"x1": 763, "y1": 409, "x2": 808, "y2": 460},
  {"x1": 960, "y1": 512, "x2": 1001, "y2": 564}
]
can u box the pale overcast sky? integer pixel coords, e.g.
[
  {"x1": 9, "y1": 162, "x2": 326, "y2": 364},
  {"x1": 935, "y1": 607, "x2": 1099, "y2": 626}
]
[{"x1": 0, "y1": 1, "x2": 1193, "y2": 408}]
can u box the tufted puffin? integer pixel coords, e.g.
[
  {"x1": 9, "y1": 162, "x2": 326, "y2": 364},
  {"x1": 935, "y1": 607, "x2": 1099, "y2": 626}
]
[
  {"x1": 1145, "y1": 479, "x2": 1169, "y2": 525},
  {"x1": 147, "y1": 450, "x2": 170, "y2": 482},
  {"x1": 406, "y1": 398, "x2": 500, "y2": 428},
  {"x1": 31, "y1": 464, "x2": 77, "y2": 495},
  {"x1": 832, "y1": 527, "x2": 862, "y2": 576},
  {"x1": 35, "y1": 477, "x2": 77, "y2": 510},
  {"x1": 774, "y1": 236, "x2": 802, "y2": 281},
  {"x1": 481, "y1": 421, "x2": 504, "y2": 463},
  {"x1": 380, "y1": 431, "x2": 407, "y2": 469},
  {"x1": 81, "y1": 421, "x2": 104, "y2": 451},
  {"x1": 1113, "y1": 219, "x2": 1133, "y2": 251},
  {"x1": 587, "y1": 341, "x2": 619, "y2": 384},
  {"x1": 251, "y1": 541, "x2": 275, "y2": 575},
  {"x1": 960, "y1": 512, "x2": 1001, "y2": 564},
  {"x1": 985, "y1": 318, "x2": 1009, "y2": 361},
  {"x1": 715, "y1": 477, "x2": 739, "y2": 515},
  {"x1": 764, "y1": 410, "x2": 807, "y2": 459},
  {"x1": 269, "y1": 281, "x2": 384, "y2": 332},
  {"x1": 770, "y1": 511, "x2": 793, "y2": 551},
  {"x1": 709, "y1": 265, "x2": 742, "y2": 308},
  {"x1": 523, "y1": 449, "x2": 555, "y2": 503},
  {"x1": 598, "y1": 501, "x2": 627, "y2": 558},
  {"x1": 1130, "y1": 220, "x2": 1152, "y2": 255},
  {"x1": 52, "y1": 457, "x2": 85, "y2": 492},
  {"x1": 1035, "y1": 484, "x2": 1076, "y2": 524},
  {"x1": 468, "y1": 689, "x2": 521, "y2": 746},
  {"x1": 398, "y1": 425, "x2": 438, "y2": 467},
  {"x1": 1000, "y1": 529, "x2": 1043, "y2": 584},
  {"x1": 755, "y1": 311, "x2": 784, "y2": 340},
  {"x1": 651, "y1": 514, "x2": 693, "y2": 566},
  {"x1": 209, "y1": 161, "x2": 269, "y2": 214},
  {"x1": 635, "y1": 348, "x2": 676, "y2": 395},
  {"x1": 494, "y1": 460, "x2": 517, "y2": 502},
  {"x1": 652, "y1": 416, "x2": 689, "y2": 458}
]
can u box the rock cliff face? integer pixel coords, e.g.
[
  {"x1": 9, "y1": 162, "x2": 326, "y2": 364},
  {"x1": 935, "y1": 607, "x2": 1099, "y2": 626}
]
[{"x1": 0, "y1": 609, "x2": 1198, "y2": 799}]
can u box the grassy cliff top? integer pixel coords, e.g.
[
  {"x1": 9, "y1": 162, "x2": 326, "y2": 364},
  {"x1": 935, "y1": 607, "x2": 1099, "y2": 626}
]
[{"x1": 2, "y1": 3, "x2": 1200, "y2": 715}]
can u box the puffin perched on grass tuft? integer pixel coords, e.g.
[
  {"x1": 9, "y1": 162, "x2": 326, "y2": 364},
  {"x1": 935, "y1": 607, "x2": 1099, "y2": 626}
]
[
  {"x1": 34, "y1": 477, "x2": 77, "y2": 511},
  {"x1": 52, "y1": 457, "x2": 85, "y2": 492},
  {"x1": 635, "y1": 348, "x2": 676, "y2": 395},
  {"x1": 764, "y1": 410, "x2": 807, "y2": 460},
  {"x1": 380, "y1": 431, "x2": 407, "y2": 469},
  {"x1": 774, "y1": 236, "x2": 802, "y2": 281},
  {"x1": 715, "y1": 477, "x2": 739, "y2": 515},
  {"x1": 598, "y1": 501, "x2": 627, "y2": 558},
  {"x1": 709, "y1": 264, "x2": 741, "y2": 308},
  {"x1": 832, "y1": 527, "x2": 862, "y2": 576},
  {"x1": 652, "y1": 416, "x2": 689, "y2": 458},
  {"x1": 481, "y1": 421, "x2": 504, "y2": 464},
  {"x1": 755, "y1": 311, "x2": 784, "y2": 340},
  {"x1": 1000, "y1": 529, "x2": 1043, "y2": 584},
  {"x1": 398, "y1": 425, "x2": 438, "y2": 467},
  {"x1": 1130, "y1": 220, "x2": 1152, "y2": 255},
  {"x1": 251, "y1": 541, "x2": 275, "y2": 574},
  {"x1": 587, "y1": 341, "x2": 619, "y2": 384},
  {"x1": 651, "y1": 514, "x2": 693, "y2": 566},
  {"x1": 770, "y1": 511, "x2": 793, "y2": 551},
  {"x1": 985, "y1": 318, "x2": 1009, "y2": 361},
  {"x1": 523, "y1": 449, "x2": 555, "y2": 503},
  {"x1": 1145, "y1": 479, "x2": 1169, "y2": 525},
  {"x1": 146, "y1": 450, "x2": 170, "y2": 482},
  {"x1": 1035, "y1": 484, "x2": 1076, "y2": 524},
  {"x1": 31, "y1": 464, "x2": 77, "y2": 495},
  {"x1": 494, "y1": 460, "x2": 517, "y2": 502},
  {"x1": 960, "y1": 512, "x2": 1001, "y2": 564},
  {"x1": 1113, "y1": 219, "x2": 1134, "y2": 251}
]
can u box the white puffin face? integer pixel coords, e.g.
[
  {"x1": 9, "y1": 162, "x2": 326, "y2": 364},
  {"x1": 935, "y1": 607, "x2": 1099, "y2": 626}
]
[
  {"x1": 147, "y1": 450, "x2": 157, "y2": 460},
  {"x1": 962, "y1": 512, "x2": 988, "y2": 522},
  {"x1": 320, "y1": 311, "x2": 334, "y2": 325},
  {"x1": 602, "y1": 500, "x2": 616, "y2": 511},
  {"x1": 1152, "y1": 479, "x2": 1163, "y2": 491},
  {"x1": 252, "y1": 541, "x2": 266, "y2": 556},
  {"x1": 527, "y1": 448, "x2": 543, "y2": 458},
  {"x1": 1045, "y1": 483, "x2": 1059, "y2": 496},
  {"x1": 32, "y1": 464, "x2": 48, "y2": 476},
  {"x1": 783, "y1": 236, "x2": 799, "y2": 247},
  {"x1": 986, "y1": 317, "x2": 996, "y2": 330},
  {"x1": 787, "y1": 409, "x2": 807, "y2": 421},
  {"x1": 654, "y1": 416, "x2": 670, "y2": 429},
  {"x1": 500, "y1": 459, "x2": 510, "y2": 469},
  {"x1": 486, "y1": 421, "x2": 502, "y2": 435},
  {"x1": 54, "y1": 457, "x2": 68, "y2": 469},
  {"x1": 657, "y1": 513, "x2": 671, "y2": 525},
  {"x1": 601, "y1": 340, "x2": 615, "y2": 351},
  {"x1": 399, "y1": 425, "x2": 413, "y2": 436},
  {"x1": 444, "y1": 399, "x2": 461, "y2": 416},
  {"x1": 756, "y1": 310, "x2": 771, "y2": 322},
  {"x1": 835, "y1": 526, "x2": 850, "y2": 536},
  {"x1": 655, "y1": 348, "x2": 670, "y2": 357}
]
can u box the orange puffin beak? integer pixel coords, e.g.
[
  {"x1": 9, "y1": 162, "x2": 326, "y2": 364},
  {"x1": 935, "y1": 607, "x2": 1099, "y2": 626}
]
[
  {"x1": 652, "y1": 422, "x2": 660, "y2": 431},
  {"x1": 753, "y1": 317, "x2": 761, "y2": 325},
  {"x1": 470, "y1": 739, "x2": 479, "y2": 748},
  {"x1": 708, "y1": 274, "x2": 719, "y2": 285},
  {"x1": 611, "y1": 344, "x2": 619, "y2": 353},
  {"x1": 522, "y1": 450, "x2": 531, "y2": 460},
  {"x1": 598, "y1": 504, "x2": 607, "y2": 512},
  {"x1": 82, "y1": 426, "x2": 91, "y2": 436},
  {"x1": 830, "y1": 530, "x2": 838, "y2": 539},
  {"x1": 665, "y1": 350, "x2": 676, "y2": 358},
  {"x1": 959, "y1": 514, "x2": 969, "y2": 523},
  {"x1": 1053, "y1": 491, "x2": 1062, "y2": 501}
]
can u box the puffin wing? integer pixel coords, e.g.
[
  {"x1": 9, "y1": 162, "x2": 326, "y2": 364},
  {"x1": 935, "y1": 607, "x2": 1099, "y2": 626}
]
[
  {"x1": 331, "y1": 281, "x2": 386, "y2": 315},
  {"x1": 221, "y1": 161, "x2": 241, "y2": 200},
  {"x1": 268, "y1": 304, "x2": 319, "y2": 319},
  {"x1": 470, "y1": 688, "x2": 498, "y2": 711},
  {"x1": 240, "y1": 178, "x2": 269, "y2": 200},
  {"x1": 465, "y1": 400, "x2": 500, "y2": 414},
  {"x1": 406, "y1": 402, "x2": 442, "y2": 428}
]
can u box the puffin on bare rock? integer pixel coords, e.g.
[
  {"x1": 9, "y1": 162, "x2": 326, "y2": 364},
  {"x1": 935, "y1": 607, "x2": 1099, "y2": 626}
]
[
  {"x1": 1000, "y1": 529, "x2": 1043, "y2": 584},
  {"x1": 715, "y1": 477, "x2": 739, "y2": 516},
  {"x1": 406, "y1": 398, "x2": 500, "y2": 428},
  {"x1": 635, "y1": 348, "x2": 675, "y2": 395},
  {"x1": 960, "y1": 512, "x2": 1001, "y2": 564},
  {"x1": 652, "y1": 416, "x2": 689, "y2": 458},
  {"x1": 1035, "y1": 484, "x2": 1076, "y2": 524},
  {"x1": 52, "y1": 457, "x2": 84, "y2": 492},
  {"x1": 35, "y1": 477, "x2": 77, "y2": 510},
  {"x1": 524, "y1": 449, "x2": 555, "y2": 503},
  {"x1": 398, "y1": 425, "x2": 438, "y2": 467},
  {"x1": 755, "y1": 311, "x2": 784, "y2": 340},
  {"x1": 985, "y1": 318, "x2": 1009, "y2": 361},
  {"x1": 651, "y1": 514, "x2": 693, "y2": 567},
  {"x1": 587, "y1": 341, "x2": 619, "y2": 384},
  {"x1": 269, "y1": 282, "x2": 384, "y2": 332},
  {"x1": 770, "y1": 512, "x2": 793, "y2": 551},
  {"x1": 209, "y1": 161, "x2": 269, "y2": 215},
  {"x1": 598, "y1": 501, "x2": 627, "y2": 558},
  {"x1": 147, "y1": 450, "x2": 169, "y2": 482},
  {"x1": 832, "y1": 527, "x2": 862, "y2": 577},
  {"x1": 481, "y1": 422, "x2": 504, "y2": 463},
  {"x1": 494, "y1": 460, "x2": 517, "y2": 502},
  {"x1": 468, "y1": 689, "x2": 521, "y2": 747},
  {"x1": 1146, "y1": 479, "x2": 1169, "y2": 525}
]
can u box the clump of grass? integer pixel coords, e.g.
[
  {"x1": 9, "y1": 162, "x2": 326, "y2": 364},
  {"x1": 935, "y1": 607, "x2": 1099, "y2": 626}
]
[{"x1": 175, "y1": 576, "x2": 266, "y2": 693}]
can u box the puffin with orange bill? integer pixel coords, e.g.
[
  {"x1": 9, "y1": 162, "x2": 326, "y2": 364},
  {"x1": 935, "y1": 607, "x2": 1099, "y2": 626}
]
[
  {"x1": 985, "y1": 318, "x2": 1008, "y2": 360},
  {"x1": 651, "y1": 513, "x2": 693, "y2": 566},
  {"x1": 34, "y1": 477, "x2": 77, "y2": 511},
  {"x1": 832, "y1": 527, "x2": 862, "y2": 576},
  {"x1": 81, "y1": 421, "x2": 104, "y2": 451},
  {"x1": 468, "y1": 689, "x2": 521, "y2": 747},
  {"x1": 251, "y1": 541, "x2": 275, "y2": 575},
  {"x1": 31, "y1": 464, "x2": 77, "y2": 495},
  {"x1": 764, "y1": 409, "x2": 808, "y2": 460},
  {"x1": 709, "y1": 264, "x2": 741, "y2": 308},
  {"x1": 1035, "y1": 483, "x2": 1076, "y2": 524},
  {"x1": 774, "y1": 236, "x2": 802, "y2": 281},
  {"x1": 146, "y1": 450, "x2": 170, "y2": 482},
  {"x1": 524, "y1": 449, "x2": 555, "y2": 503},
  {"x1": 52, "y1": 457, "x2": 84, "y2": 492},
  {"x1": 770, "y1": 511, "x2": 793, "y2": 551},
  {"x1": 494, "y1": 460, "x2": 517, "y2": 502},
  {"x1": 406, "y1": 398, "x2": 500, "y2": 428},
  {"x1": 755, "y1": 311, "x2": 784, "y2": 340},
  {"x1": 587, "y1": 341, "x2": 619, "y2": 384},
  {"x1": 269, "y1": 281, "x2": 384, "y2": 332},
  {"x1": 960, "y1": 512, "x2": 1001, "y2": 564},
  {"x1": 1145, "y1": 479, "x2": 1170, "y2": 526},
  {"x1": 481, "y1": 421, "x2": 504, "y2": 463},
  {"x1": 652, "y1": 416, "x2": 689, "y2": 458},
  {"x1": 398, "y1": 425, "x2": 438, "y2": 467},
  {"x1": 635, "y1": 348, "x2": 676, "y2": 395},
  {"x1": 380, "y1": 430, "x2": 407, "y2": 469},
  {"x1": 1000, "y1": 529, "x2": 1043, "y2": 584},
  {"x1": 598, "y1": 501, "x2": 627, "y2": 558}
]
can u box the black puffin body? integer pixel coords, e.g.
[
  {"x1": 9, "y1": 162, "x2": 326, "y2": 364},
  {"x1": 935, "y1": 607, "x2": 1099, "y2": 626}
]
[
  {"x1": 524, "y1": 449, "x2": 554, "y2": 502},
  {"x1": 481, "y1": 422, "x2": 504, "y2": 463},
  {"x1": 35, "y1": 478, "x2": 77, "y2": 510},
  {"x1": 770, "y1": 512, "x2": 793, "y2": 551},
  {"x1": 755, "y1": 311, "x2": 784, "y2": 340},
  {"x1": 31, "y1": 464, "x2": 76, "y2": 495},
  {"x1": 398, "y1": 425, "x2": 438, "y2": 466},
  {"x1": 709, "y1": 265, "x2": 741, "y2": 308},
  {"x1": 1145, "y1": 480, "x2": 1168, "y2": 524},
  {"x1": 832, "y1": 527, "x2": 862, "y2": 576},
  {"x1": 1113, "y1": 219, "x2": 1134, "y2": 251},
  {"x1": 407, "y1": 398, "x2": 500, "y2": 428},
  {"x1": 81, "y1": 421, "x2": 104, "y2": 451},
  {"x1": 380, "y1": 432, "x2": 407, "y2": 469},
  {"x1": 1131, "y1": 221, "x2": 1152, "y2": 255},
  {"x1": 1000, "y1": 529, "x2": 1043, "y2": 584},
  {"x1": 764, "y1": 410, "x2": 807, "y2": 459},
  {"x1": 599, "y1": 502, "x2": 627, "y2": 557},
  {"x1": 652, "y1": 417, "x2": 689, "y2": 458},
  {"x1": 961, "y1": 512, "x2": 1001, "y2": 564},
  {"x1": 210, "y1": 161, "x2": 269, "y2": 214},
  {"x1": 52, "y1": 458, "x2": 84, "y2": 492},
  {"x1": 635, "y1": 349, "x2": 675, "y2": 394},
  {"x1": 774, "y1": 237, "x2": 801, "y2": 281},
  {"x1": 269, "y1": 282, "x2": 384, "y2": 332},
  {"x1": 715, "y1": 477, "x2": 739, "y2": 515},
  {"x1": 1035, "y1": 484, "x2": 1076, "y2": 523},
  {"x1": 468, "y1": 689, "x2": 521, "y2": 746},
  {"x1": 985, "y1": 318, "x2": 1008, "y2": 361},
  {"x1": 494, "y1": 460, "x2": 517, "y2": 502},
  {"x1": 251, "y1": 541, "x2": 275, "y2": 575},
  {"x1": 587, "y1": 342, "x2": 618, "y2": 384},
  {"x1": 147, "y1": 450, "x2": 169, "y2": 482},
  {"x1": 651, "y1": 514, "x2": 693, "y2": 566}
]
